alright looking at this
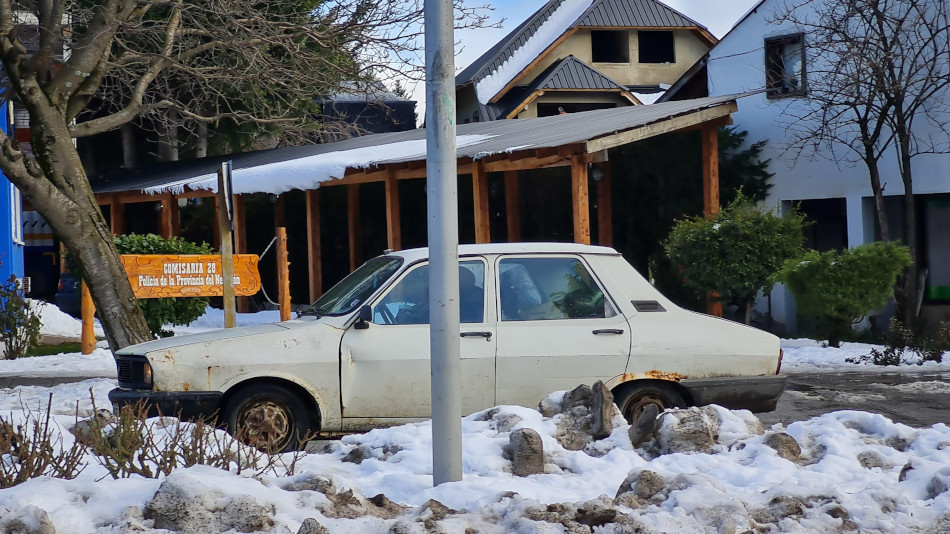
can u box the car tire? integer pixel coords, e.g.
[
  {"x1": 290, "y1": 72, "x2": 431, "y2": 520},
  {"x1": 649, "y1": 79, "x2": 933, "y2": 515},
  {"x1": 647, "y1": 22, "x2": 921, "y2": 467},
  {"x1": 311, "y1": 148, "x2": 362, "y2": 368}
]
[
  {"x1": 613, "y1": 382, "x2": 686, "y2": 425},
  {"x1": 224, "y1": 383, "x2": 315, "y2": 453}
]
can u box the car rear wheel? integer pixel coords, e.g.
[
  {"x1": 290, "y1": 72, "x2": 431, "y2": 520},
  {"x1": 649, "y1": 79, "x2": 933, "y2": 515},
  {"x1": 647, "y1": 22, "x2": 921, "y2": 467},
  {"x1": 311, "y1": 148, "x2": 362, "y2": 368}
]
[
  {"x1": 224, "y1": 383, "x2": 315, "y2": 453},
  {"x1": 613, "y1": 382, "x2": 685, "y2": 424}
]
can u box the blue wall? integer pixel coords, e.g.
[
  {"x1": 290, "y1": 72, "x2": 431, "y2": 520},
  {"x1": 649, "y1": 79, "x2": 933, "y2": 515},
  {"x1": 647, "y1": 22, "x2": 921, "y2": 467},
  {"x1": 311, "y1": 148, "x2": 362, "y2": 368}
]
[{"x1": 0, "y1": 99, "x2": 24, "y2": 282}]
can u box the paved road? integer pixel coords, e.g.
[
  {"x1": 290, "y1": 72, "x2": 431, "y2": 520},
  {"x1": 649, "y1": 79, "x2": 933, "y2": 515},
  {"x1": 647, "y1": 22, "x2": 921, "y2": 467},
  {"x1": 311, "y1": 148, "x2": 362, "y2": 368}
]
[{"x1": 759, "y1": 370, "x2": 950, "y2": 428}]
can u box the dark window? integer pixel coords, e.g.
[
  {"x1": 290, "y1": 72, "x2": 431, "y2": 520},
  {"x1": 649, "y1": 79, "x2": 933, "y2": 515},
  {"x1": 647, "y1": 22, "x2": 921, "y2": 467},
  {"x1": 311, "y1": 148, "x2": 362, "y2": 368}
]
[
  {"x1": 796, "y1": 198, "x2": 848, "y2": 252},
  {"x1": 591, "y1": 30, "x2": 629, "y2": 63},
  {"x1": 638, "y1": 31, "x2": 675, "y2": 63},
  {"x1": 373, "y1": 261, "x2": 486, "y2": 324},
  {"x1": 923, "y1": 195, "x2": 950, "y2": 301},
  {"x1": 537, "y1": 102, "x2": 616, "y2": 117},
  {"x1": 765, "y1": 34, "x2": 805, "y2": 98}
]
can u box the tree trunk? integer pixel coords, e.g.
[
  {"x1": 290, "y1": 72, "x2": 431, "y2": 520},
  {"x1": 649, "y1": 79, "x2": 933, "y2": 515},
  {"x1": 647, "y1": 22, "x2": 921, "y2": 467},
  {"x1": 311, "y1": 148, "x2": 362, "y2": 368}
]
[
  {"x1": 196, "y1": 120, "x2": 208, "y2": 158},
  {"x1": 121, "y1": 124, "x2": 137, "y2": 168},
  {"x1": 893, "y1": 107, "x2": 919, "y2": 332},
  {"x1": 4, "y1": 92, "x2": 152, "y2": 352}
]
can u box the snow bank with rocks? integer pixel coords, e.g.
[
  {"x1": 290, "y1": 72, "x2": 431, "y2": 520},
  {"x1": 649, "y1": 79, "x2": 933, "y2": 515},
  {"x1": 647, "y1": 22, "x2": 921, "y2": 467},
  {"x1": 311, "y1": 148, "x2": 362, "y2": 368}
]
[{"x1": 0, "y1": 380, "x2": 948, "y2": 533}]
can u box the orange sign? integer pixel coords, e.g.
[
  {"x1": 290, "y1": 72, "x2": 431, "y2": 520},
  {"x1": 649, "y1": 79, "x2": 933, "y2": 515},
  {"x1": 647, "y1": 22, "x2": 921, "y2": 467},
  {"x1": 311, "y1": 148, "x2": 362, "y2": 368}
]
[{"x1": 121, "y1": 254, "x2": 261, "y2": 299}]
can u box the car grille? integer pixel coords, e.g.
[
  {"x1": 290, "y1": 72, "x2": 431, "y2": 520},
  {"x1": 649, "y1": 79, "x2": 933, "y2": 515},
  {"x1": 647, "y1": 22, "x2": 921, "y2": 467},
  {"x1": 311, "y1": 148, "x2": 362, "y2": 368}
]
[{"x1": 115, "y1": 355, "x2": 152, "y2": 389}]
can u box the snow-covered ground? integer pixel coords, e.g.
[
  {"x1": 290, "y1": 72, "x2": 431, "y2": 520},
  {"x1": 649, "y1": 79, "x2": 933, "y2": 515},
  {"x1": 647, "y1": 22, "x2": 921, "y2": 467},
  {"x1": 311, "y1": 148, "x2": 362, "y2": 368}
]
[{"x1": 0, "y1": 305, "x2": 946, "y2": 532}]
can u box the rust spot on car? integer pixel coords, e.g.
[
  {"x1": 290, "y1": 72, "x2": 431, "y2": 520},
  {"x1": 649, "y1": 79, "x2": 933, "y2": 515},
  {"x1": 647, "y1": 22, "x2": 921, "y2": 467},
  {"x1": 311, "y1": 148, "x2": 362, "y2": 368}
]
[
  {"x1": 161, "y1": 351, "x2": 176, "y2": 362},
  {"x1": 645, "y1": 370, "x2": 685, "y2": 382},
  {"x1": 182, "y1": 382, "x2": 190, "y2": 391},
  {"x1": 619, "y1": 371, "x2": 686, "y2": 383}
]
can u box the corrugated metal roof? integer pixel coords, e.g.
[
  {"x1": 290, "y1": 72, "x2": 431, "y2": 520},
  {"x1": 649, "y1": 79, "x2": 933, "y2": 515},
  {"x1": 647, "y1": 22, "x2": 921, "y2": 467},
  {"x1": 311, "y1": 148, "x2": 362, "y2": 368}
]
[
  {"x1": 574, "y1": 0, "x2": 701, "y2": 27},
  {"x1": 91, "y1": 94, "x2": 741, "y2": 195},
  {"x1": 534, "y1": 55, "x2": 628, "y2": 90},
  {"x1": 456, "y1": 0, "x2": 709, "y2": 88}
]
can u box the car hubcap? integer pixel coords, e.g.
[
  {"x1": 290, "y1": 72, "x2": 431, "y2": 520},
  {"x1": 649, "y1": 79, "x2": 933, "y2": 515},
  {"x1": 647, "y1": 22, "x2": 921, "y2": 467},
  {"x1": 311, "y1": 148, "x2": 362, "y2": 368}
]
[
  {"x1": 624, "y1": 393, "x2": 666, "y2": 424},
  {"x1": 237, "y1": 397, "x2": 293, "y2": 451}
]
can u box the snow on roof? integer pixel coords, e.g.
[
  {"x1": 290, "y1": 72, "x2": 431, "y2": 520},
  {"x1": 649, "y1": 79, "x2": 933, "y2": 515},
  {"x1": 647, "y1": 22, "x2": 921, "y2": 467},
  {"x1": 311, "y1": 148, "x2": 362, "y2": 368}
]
[
  {"x1": 632, "y1": 91, "x2": 666, "y2": 105},
  {"x1": 474, "y1": 0, "x2": 594, "y2": 105},
  {"x1": 144, "y1": 135, "x2": 495, "y2": 196}
]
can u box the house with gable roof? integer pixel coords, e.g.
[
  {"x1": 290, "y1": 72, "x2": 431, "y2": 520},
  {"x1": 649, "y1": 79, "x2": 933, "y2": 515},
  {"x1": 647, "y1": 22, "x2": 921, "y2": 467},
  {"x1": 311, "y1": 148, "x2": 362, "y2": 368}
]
[
  {"x1": 664, "y1": 0, "x2": 950, "y2": 333},
  {"x1": 455, "y1": 0, "x2": 717, "y2": 123}
]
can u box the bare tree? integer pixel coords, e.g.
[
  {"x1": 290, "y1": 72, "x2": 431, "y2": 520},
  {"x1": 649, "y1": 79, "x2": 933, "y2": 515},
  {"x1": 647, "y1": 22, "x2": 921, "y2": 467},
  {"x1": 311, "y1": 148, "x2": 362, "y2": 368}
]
[
  {"x1": 773, "y1": 0, "x2": 950, "y2": 329},
  {"x1": 0, "y1": 0, "x2": 493, "y2": 351}
]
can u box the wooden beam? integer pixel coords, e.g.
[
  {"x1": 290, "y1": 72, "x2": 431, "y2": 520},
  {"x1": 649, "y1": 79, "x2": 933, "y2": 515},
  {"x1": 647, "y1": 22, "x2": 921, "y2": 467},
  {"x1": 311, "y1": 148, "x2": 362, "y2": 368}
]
[
  {"x1": 159, "y1": 194, "x2": 178, "y2": 238},
  {"x1": 702, "y1": 125, "x2": 721, "y2": 219},
  {"x1": 109, "y1": 195, "x2": 124, "y2": 235},
  {"x1": 570, "y1": 154, "x2": 591, "y2": 245},
  {"x1": 472, "y1": 162, "x2": 490, "y2": 243},
  {"x1": 276, "y1": 227, "x2": 292, "y2": 321},
  {"x1": 585, "y1": 103, "x2": 738, "y2": 154},
  {"x1": 678, "y1": 115, "x2": 733, "y2": 133},
  {"x1": 306, "y1": 189, "x2": 323, "y2": 302},
  {"x1": 385, "y1": 169, "x2": 401, "y2": 250},
  {"x1": 212, "y1": 197, "x2": 220, "y2": 250},
  {"x1": 504, "y1": 171, "x2": 521, "y2": 242},
  {"x1": 702, "y1": 125, "x2": 723, "y2": 318},
  {"x1": 233, "y1": 195, "x2": 249, "y2": 313},
  {"x1": 596, "y1": 163, "x2": 613, "y2": 247},
  {"x1": 347, "y1": 184, "x2": 360, "y2": 272}
]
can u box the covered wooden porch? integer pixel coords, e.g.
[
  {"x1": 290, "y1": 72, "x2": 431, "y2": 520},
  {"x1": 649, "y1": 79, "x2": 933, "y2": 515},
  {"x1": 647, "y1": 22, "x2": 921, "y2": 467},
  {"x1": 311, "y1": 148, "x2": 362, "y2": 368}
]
[{"x1": 92, "y1": 95, "x2": 739, "y2": 310}]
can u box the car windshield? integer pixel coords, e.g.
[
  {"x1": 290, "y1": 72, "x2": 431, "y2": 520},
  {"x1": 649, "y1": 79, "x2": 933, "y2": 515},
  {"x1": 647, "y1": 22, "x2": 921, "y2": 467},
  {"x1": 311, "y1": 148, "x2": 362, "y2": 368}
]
[{"x1": 299, "y1": 256, "x2": 404, "y2": 317}]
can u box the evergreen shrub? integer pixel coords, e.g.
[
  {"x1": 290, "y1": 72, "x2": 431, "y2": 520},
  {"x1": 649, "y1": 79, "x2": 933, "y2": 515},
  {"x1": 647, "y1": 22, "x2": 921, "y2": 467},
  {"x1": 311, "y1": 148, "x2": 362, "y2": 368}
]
[{"x1": 776, "y1": 241, "x2": 911, "y2": 347}]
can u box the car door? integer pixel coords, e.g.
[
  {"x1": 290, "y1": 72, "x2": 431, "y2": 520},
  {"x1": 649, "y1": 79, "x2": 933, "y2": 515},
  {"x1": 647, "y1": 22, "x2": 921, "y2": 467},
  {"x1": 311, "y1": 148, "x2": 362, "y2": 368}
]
[
  {"x1": 339, "y1": 258, "x2": 496, "y2": 419},
  {"x1": 493, "y1": 254, "x2": 632, "y2": 407}
]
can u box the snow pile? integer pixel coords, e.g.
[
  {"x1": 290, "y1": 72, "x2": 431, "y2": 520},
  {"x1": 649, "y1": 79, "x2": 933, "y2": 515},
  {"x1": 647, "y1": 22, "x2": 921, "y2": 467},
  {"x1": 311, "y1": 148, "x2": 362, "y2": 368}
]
[
  {"x1": 475, "y1": 0, "x2": 595, "y2": 105},
  {"x1": 0, "y1": 383, "x2": 948, "y2": 532},
  {"x1": 33, "y1": 299, "x2": 104, "y2": 339},
  {"x1": 781, "y1": 338, "x2": 950, "y2": 372},
  {"x1": 144, "y1": 135, "x2": 495, "y2": 196}
]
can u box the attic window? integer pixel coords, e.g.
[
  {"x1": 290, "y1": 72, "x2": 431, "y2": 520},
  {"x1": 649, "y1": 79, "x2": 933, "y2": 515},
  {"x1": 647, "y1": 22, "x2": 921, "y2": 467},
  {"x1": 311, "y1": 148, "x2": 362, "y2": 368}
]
[
  {"x1": 638, "y1": 31, "x2": 675, "y2": 63},
  {"x1": 591, "y1": 30, "x2": 629, "y2": 63},
  {"x1": 765, "y1": 34, "x2": 805, "y2": 98}
]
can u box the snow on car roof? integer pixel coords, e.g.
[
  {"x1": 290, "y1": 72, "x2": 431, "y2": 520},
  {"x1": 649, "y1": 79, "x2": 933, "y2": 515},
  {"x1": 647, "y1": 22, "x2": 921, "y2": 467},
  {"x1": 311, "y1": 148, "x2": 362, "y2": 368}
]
[{"x1": 387, "y1": 242, "x2": 621, "y2": 263}]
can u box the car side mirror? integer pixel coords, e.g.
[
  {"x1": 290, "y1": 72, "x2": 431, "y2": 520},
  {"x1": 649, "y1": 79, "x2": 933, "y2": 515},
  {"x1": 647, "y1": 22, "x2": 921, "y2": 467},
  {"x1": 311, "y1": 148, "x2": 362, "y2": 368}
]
[{"x1": 355, "y1": 305, "x2": 372, "y2": 329}]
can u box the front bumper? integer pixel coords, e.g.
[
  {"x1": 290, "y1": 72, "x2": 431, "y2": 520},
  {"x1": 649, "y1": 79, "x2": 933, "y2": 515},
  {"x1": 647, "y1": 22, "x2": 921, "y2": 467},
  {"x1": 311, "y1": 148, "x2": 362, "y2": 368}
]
[
  {"x1": 679, "y1": 374, "x2": 788, "y2": 413},
  {"x1": 109, "y1": 388, "x2": 224, "y2": 422}
]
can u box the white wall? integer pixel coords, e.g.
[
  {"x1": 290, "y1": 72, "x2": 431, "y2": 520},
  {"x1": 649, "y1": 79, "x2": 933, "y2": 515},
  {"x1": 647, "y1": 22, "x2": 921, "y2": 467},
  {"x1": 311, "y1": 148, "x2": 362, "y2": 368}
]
[{"x1": 705, "y1": 0, "x2": 950, "y2": 331}]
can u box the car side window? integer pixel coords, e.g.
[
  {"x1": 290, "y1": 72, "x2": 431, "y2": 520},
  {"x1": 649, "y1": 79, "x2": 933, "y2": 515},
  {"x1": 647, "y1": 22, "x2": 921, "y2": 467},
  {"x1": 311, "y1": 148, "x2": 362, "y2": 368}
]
[
  {"x1": 373, "y1": 261, "x2": 486, "y2": 325},
  {"x1": 498, "y1": 257, "x2": 614, "y2": 321}
]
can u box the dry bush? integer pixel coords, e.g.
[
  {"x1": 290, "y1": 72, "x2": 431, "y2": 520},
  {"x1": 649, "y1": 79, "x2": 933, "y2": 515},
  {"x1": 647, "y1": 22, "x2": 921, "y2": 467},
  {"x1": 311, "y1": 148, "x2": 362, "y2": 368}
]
[
  {"x1": 0, "y1": 394, "x2": 86, "y2": 488},
  {"x1": 85, "y1": 397, "x2": 304, "y2": 479}
]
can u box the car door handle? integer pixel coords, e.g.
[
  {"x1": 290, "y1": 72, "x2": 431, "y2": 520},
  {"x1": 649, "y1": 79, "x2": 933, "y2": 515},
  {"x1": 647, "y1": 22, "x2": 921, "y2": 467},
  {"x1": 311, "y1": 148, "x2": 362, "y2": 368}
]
[
  {"x1": 592, "y1": 329, "x2": 624, "y2": 335},
  {"x1": 461, "y1": 331, "x2": 492, "y2": 340}
]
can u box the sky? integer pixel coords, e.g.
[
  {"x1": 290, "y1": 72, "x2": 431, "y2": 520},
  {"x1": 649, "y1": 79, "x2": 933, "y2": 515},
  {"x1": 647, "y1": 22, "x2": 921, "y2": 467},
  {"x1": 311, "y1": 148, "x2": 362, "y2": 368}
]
[{"x1": 408, "y1": 0, "x2": 762, "y2": 118}]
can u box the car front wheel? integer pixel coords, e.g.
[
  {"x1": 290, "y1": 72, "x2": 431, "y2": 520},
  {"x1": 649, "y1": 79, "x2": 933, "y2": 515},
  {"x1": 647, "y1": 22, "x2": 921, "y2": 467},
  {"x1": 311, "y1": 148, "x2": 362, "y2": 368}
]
[
  {"x1": 613, "y1": 382, "x2": 685, "y2": 424},
  {"x1": 224, "y1": 383, "x2": 314, "y2": 453}
]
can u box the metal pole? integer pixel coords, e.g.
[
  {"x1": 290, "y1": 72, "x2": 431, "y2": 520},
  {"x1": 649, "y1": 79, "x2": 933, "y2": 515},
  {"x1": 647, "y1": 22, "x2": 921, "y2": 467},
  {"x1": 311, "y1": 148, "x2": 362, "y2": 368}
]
[{"x1": 425, "y1": 0, "x2": 462, "y2": 485}]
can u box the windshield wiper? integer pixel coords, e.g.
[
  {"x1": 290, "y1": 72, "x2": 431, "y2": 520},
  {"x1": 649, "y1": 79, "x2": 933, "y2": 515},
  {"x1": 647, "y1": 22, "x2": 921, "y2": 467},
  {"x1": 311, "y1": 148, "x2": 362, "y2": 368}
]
[{"x1": 297, "y1": 305, "x2": 323, "y2": 318}]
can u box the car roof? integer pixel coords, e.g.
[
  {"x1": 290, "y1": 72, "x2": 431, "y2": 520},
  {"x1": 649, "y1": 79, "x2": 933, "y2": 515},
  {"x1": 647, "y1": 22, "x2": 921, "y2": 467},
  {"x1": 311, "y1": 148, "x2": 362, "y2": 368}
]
[{"x1": 386, "y1": 242, "x2": 621, "y2": 263}]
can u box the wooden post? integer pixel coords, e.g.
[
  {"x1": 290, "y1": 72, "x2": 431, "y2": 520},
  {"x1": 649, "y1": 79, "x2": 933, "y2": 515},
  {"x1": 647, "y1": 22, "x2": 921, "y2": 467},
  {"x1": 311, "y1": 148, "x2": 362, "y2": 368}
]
[
  {"x1": 570, "y1": 154, "x2": 591, "y2": 245},
  {"x1": 233, "y1": 195, "x2": 249, "y2": 313},
  {"x1": 274, "y1": 194, "x2": 286, "y2": 228},
  {"x1": 109, "y1": 195, "x2": 124, "y2": 235},
  {"x1": 159, "y1": 194, "x2": 179, "y2": 238},
  {"x1": 80, "y1": 281, "x2": 95, "y2": 354},
  {"x1": 385, "y1": 169, "x2": 401, "y2": 250},
  {"x1": 306, "y1": 189, "x2": 323, "y2": 303},
  {"x1": 211, "y1": 197, "x2": 221, "y2": 250},
  {"x1": 504, "y1": 171, "x2": 521, "y2": 242},
  {"x1": 217, "y1": 165, "x2": 236, "y2": 328},
  {"x1": 277, "y1": 227, "x2": 291, "y2": 321},
  {"x1": 347, "y1": 184, "x2": 360, "y2": 271},
  {"x1": 596, "y1": 163, "x2": 613, "y2": 247},
  {"x1": 702, "y1": 126, "x2": 721, "y2": 219},
  {"x1": 472, "y1": 162, "x2": 490, "y2": 243},
  {"x1": 702, "y1": 125, "x2": 723, "y2": 317}
]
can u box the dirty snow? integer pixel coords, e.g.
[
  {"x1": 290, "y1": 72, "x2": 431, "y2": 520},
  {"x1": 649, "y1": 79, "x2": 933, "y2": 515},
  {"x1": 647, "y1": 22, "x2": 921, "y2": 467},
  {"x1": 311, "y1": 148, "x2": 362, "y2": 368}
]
[
  {"x1": 475, "y1": 0, "x2": 595, "y2": 105},
  {"x1": 0, "y1": 304, "x2": 948, "y2": 532},
  {"x1": 780, "y1": 338, "x2": 950, "y2": 373},
  {"x1": 143, "y1": 135, "x2": 495, "y2": 196}
]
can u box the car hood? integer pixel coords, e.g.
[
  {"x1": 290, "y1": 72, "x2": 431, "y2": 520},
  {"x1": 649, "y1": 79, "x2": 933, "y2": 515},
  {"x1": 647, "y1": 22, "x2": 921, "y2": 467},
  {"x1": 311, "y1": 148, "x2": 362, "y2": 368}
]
[{"x1": 116, "y1": 322, "x2": 296, "y2": 355}]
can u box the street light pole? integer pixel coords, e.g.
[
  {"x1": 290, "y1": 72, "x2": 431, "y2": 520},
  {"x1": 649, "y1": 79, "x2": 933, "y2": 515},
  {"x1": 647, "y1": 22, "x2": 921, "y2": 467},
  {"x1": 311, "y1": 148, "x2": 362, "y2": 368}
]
[{"x1": 424, "y1": 0, "x2": 462, "y2": 485}]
